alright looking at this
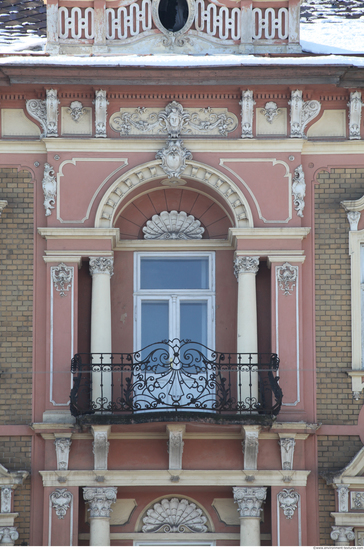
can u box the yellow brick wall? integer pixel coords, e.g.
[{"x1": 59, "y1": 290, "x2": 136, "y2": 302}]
[
  {"x1": 315, "y1": 167, "x2": 364, "y2": 545},
  {"x1": 0, "y1": 167, "x2": 33, "y2": 544}
]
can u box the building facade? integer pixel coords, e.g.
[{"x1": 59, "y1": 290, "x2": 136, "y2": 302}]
[{"x1": 0, "y1": 0, "x2": 364, "y2": 545}]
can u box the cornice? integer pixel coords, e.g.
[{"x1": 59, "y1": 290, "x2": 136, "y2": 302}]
[
  {"x1": 229, "y1": 227, "x2": 311, "y2": 247},
  {"x1": 39, "y1": 469, "x2": 311, "y2": 487}
]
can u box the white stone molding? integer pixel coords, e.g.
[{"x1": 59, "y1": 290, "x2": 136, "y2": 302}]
[
  {"x1": 156, "y1": 139, "x2": 192, "y2": 179},
  {"x1": 348, "y1": 91, "x2": 363, "y2": 140},
  {"x1": 0, "y1": 201, "x2": 7, "y2": 218},
  {"x1": 289, "y1": 90, "x2": 321, "y2": 138},
  {"x1": 277, "y1": 262, "x2": 298, "y2": 296},
  {"x1": 95, "y1": 160, "x2": 251, "y2": 229},
  {"x1": 46, "y1": 89, "x2": 59, "y2": 137},
  {"x1": 92, "y1": 426, "x2": 111, "y2": 470},
  {"x1": 357, "y1": 530, "x2": 364, "y2": 546},
  {"x1": 94, "y1": 90, "x2": 109, "y2": 138},
  {"x1": 142, "y1": 211, "x2": 204, "y2": 240},
  {"x1": 42, "y1": 163, "x2": 57, "y2": 217},
  {"x1": 51, "y1": 263, "x2": 73, "y2": 298},
  {"x1": 242, "y1": 426, "x2": 260, "y2": 470},
  {"x1": 0, "y1": 527, "x2": 19, "y2": 545},
  {"x1": 89, "y1": 257, "x2": 114, "y2": 277},
  {"x1": 347, "y1": 211, "x2": 361, "y2": 231},
  {"x1": 54, "y1": 438, "x2": 72, "y2": 470},
  {"x1": 167, "y1": 425, "x2": 185, "y2": 470},
  {"x1": 83, "y1": 487, "x2": 117, "y2": 518},
  {"x1": 68, "y1": 100, "x2": 87, "y2": 122},
  {"x1": 336, "y1": 485, "x2": 350, "y2": 512},
  {"x1": 50, "y1": 488, "x2": 72, "y2": 519},
  {"x1": 278, "y1": 437, "x2": 296, "y2": 470},
  {"x1": 233, "y1": 256, "x2": 259, "y2": 278},
  {"x1": 26, "y1": 98, "x2": 47, "y2": 137},
  {"x1": 330, "y1": 526, "x2": 355, "y2": 545},
  {"x1": 240, "y1": 90, "x2": 255, "y2": 138},
  {"x1": 0, "y1": 487, "x2": 12, "y2": 513},
  {"x1": 233, "y1": 487, "x2": 267, "y2": 518},
  {"x1": 109, "y1": 102, "x2": 237, "y2": 137},
  {"x1": 292, "y1": 164, "x2": 306, "y2": 218},
  {"x1": 277, "y1": 488, "x2": 299, "y2": 519},
  {"x1": 260, "y1": 101, "x2": 281, "y2": 124},
  {"x1": 142, "y1": 497, "x2": 208, "y2": 533},
  {"x1": 351, "y1": 491, "x2": 364, "y2": 509}
]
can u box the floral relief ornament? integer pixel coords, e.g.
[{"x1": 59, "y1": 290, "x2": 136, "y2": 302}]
[
  {"x1": 292, "y1": 164, "x2": 306, "y2": 218},
  {"x1": 42, "y1": 163, "x2": 57, "y2": 217},
  {"x1": 143, "y1": 211, "x2": 204, "y2": 240},
  {"x1": 277, "y1": 262, "x2": 297, "y2": 296},
  {"x1": 261, "y1": 101, "x2": 282, "y2": 124},
  {"x1": 68, "y1": 100, "x2": 87, "y2": 122},
  {"x1": 50, "y1": 488, "x2": 72, "y2": 519},
  {"x1": 278, "y1": 488, "x2": 299, "y2": 519},
  {"x1": 51, "y1": 263, "x2": 73, "y2": 297}
]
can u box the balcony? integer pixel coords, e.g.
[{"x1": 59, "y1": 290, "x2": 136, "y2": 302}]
[
  {"x1": 46, "y1": 0, "x2": 302, "y2": 56},
  {"x1": 70, "y1": 339, "x2": 282, "y2": 424}
]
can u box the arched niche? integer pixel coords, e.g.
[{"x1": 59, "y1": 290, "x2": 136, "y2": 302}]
[
  {"x1": 94, "y1": 160, "x2": 253, "y2": 229},
  {"x1": 114, "y1": 185, "x2": 233, "y2": 240},
  {"x1": 134, "y1": 495, "x2": 215, "y2": 533}
]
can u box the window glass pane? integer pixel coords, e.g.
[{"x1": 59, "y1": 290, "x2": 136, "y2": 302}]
[
  {"x1": 180, "y1": 301, "x2": 207, "y2": 346},
  {"x1": 140, "y1": 258, "x2": 209, "y2": 289},
  {"x1": 141, "y1": 301, "x2": 169, "y2": 348}
]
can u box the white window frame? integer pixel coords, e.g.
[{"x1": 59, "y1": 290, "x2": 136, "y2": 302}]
[{"x1": 133, "y1": 251, "x2": 216, "y2": 352}]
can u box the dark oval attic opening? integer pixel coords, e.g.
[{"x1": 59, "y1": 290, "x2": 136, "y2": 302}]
[{"x1": 158, "y1": 0, "x2": 189, "y2": 32}]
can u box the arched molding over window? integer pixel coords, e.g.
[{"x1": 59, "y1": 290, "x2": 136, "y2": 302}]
[
  {"x1": 95, "y1": 160, "x2": 253, "y2": 229},
  {"x1": 134, "y1": 495, "x2": 215, "y2": 533}
]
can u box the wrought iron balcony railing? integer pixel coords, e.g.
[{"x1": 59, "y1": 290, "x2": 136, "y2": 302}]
[{"x1": 70, "y1": 339, "x2": 282, "y2": 421}]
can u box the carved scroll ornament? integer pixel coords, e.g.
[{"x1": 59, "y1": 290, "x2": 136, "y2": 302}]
[
  {"x1": 292, "y1": 164, "x2": 306, "y2": 218},
  {"x1": 156, "y1": 139, "x2": 192, "y2": 179},
  {"x1": 277, "y1": 488, "x2": 299, "y2": 519},
  {"x1": 50, "y1": 488, "x2": 72, "y2": 519},
  {"x1": 277, "y1": 263, "x2": 297, "y2": 296},
  {"x1": 142, "y1": 497, "x2": 209, "y2": 533},
  {"x1": 143, "y1": 211, "x2": 204, "y2": 240},
  {"x1": 52, "y1": 263, "x2": 73, "y2": 298},
  {"x1": 42, "y1": 163, "x2": 57, "y2": 217}
]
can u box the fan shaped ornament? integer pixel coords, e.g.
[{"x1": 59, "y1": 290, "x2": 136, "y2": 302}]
[
  {"x1": 142, "y1": 211, "x2": 205, "y2": 240},
  {"x1": 142, "y1": 497, "x2": 209, "y2": 533}
]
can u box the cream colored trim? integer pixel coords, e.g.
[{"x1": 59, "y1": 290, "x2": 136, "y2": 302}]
[
  {"x1": 0, "y1": 141, "x2": 45, "y2": 154},
  {"x1": 229, "y1": 228, "x2": 310, "y2": 247},
  {"x1": 267, "y1": 255, "x2": 306, "y2": 265},
  {"x1": 331, "y1": 513, "x2": 364, "y2": 527},
  {"x1": 272, "y1": 421, "x2": 320, "y2": 431},
  {"x1": 40, "y1": 431, "x2": 310, "y2": 441},
  {"x1": 0, "y1": 514, "x2": 18, "y2": 528},
  {"x1": 38, "y1": 227, "x2": 119, "y2": 245},
  {"x1": 39, "y1": 469, "x2": 310, "y2": 487},
  {"x1": 79, "y1": 533, "x2": 241, "y2": 541},
  {"x1": 341, "y1": 195, "x2": 364, "y2": 213},
  {"x1": 115, "y1": 239, "x2": 233, "y2": 251},
  {"x1": 347, "y1": 372, "x2": 364, "y2": 396},
  {"x1": 43, "y1": 255, "x2": 83, "y2": 266},
  {"x1": 302, "y1": 141, "x2": 364, "y2": 155},
  {"x1": 348, "y1": 230, "x2": 364, "y2": 379}
]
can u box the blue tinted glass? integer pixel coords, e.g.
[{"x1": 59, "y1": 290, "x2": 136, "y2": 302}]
[
  {"x1": 141, "y1": 301, "x2": 169, "y2": 348},
  {"x1": 180, "y1": 302, "x2": 207, "y2": 346},
  {"x1": 140, "y1": 258, "x2": 209, "y2": 289}
]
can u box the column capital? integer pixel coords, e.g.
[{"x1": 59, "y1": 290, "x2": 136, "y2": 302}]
[
  {"x1": 330, "y1": 526, "x2": 355, "y2": 545},
  {"x1": 0, "y1": 527, "x2": 19, "y2": 545},
  {"x1": 83, "y1": 487, "x2": 117, "y2": 518},
  {"x1": 233, "y1": 486, "x2": 267, "y2": 518},
  {"x1": 234, "y1": 256, "x2": 259, "y2": 279},
  {"x1": 89, "y1": 257, "x2": 114, "y2": 277}
]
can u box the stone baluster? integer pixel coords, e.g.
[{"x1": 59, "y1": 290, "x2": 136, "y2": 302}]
[
  {"x1": 89, "y1": 257, "x2": 114, "y2": 410},
  {"x1": 83, "y1": 487, "x2": 117, "y2": 546},
  {"x1": 234, "y1": 256, "x2": 259, "y2": 409},
  {"x1": 233, "y1": 486, "x2": 267, "y2": 546}
]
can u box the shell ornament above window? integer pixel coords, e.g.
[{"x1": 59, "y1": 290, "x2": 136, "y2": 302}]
[
  {"x1": 142, "y1": 210, "x2": 205, "y2": 240},
  {"x1": 142, "y1": 497, "x2": 209, "y2": 533}
]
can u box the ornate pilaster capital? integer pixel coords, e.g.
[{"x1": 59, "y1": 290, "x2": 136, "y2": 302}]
[
  {"x1": 330, "y1": 526, "x2": 355, "y2": 544},
  {"x1": 278, "y1": 437, "x2": 296, "y2": 470},
  {"x1": 347, "y1": 211, "x2": 361, "y2": 231},
  {"x1": 50, "y1": 488, "x2": 72, "y2": 519},
  {"x1": 277, "y1": 262, "x2": 298, "y2": 296},
  {"x1": 277, "y1": 488, "x2": 299, "y2": 519},
  {"x1": 292, "y1": 165, "x2": 306, "y2": 218},
  {"x1": 42, "y1": 163, "x2": 57, "y2": 217},
  {"x1": 167, "y1": 425, "x2": 185, "y2": 470},
  {"x1": 51, "y1": 263, "x2": 73, "y2": 298},
  {"x1": 0, "y1": 527, "x2": 19, "y2": 545},
  {"x1": 336, "y1": 484, "x2": 350, "y2": 512},
  {"x1": 234, "y1": 256, "x2": 259, "y2": 279},
  {"x1": 0, "y1": 487, "x2": 12, "y2": 513},
  {"x1": 83, "y1": 487, "x2": 117, "y2": 518},
  {"x1": 233, "y1": 486, "x2": 267, "y2": 518},
  {"x1": 240, "y1": 90, "x2": 255, "y2": 139},
  {"x1": 89, "y1": 257, "x2": 114, "y2": 277},
  {"x1": 242, "y1": 426, "x2": 260, "y2": 470},
  {"x1": 54, "y1": 438, "x2": 72, "y2": 470}
]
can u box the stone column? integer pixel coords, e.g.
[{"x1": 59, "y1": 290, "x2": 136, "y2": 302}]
[
  {"x1": 83, "y1": 487, "x2": 117, "y2": 546},
  {"x1": 233, "y1": 486, "x2": 267, "y2": 546},
  {"x1": 330, "y1": 526, "x2": 355, "y2": 546},
  {"x1": 89, "y1": 257, "x2": 114, "y2": 410},
  {"x1": 234, "y1": 256, "x2": 259, "y2": 410},
  {"x1": 0, "y1": 528, "x2": 19, "y2": 546}
]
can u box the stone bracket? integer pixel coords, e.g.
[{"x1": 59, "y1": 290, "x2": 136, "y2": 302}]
[
  {"x1": 167, "y1": 424, "x2": 185, "y2": 470},
  {"x1": 242, "y1": 426, "x2": 260, "y2": 470},
  {"x1": 91, "y1": 426, "x2": 111, "y2": 470},
  {"x1": 278, "y1": 434, "x2": 296, "y2": 470}
]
